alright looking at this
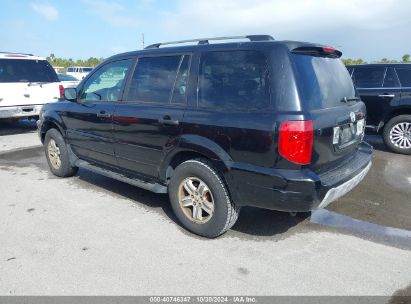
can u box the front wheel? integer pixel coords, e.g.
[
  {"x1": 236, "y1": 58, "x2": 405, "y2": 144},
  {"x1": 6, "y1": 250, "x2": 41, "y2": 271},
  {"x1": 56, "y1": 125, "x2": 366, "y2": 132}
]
[
  {"x1": 44, "y1": 129, "x2": 78, "y2": 177},
  {"x1": 383, "y1": 115, "x2": 411, "y2": 155},
  {"x1": 168, "y1": 159, "x2": 240, "y2": 238}
]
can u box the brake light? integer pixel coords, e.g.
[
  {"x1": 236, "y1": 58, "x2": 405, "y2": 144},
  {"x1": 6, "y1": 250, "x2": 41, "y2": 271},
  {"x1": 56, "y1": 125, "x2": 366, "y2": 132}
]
[
  {"x1": 322, "y1": 47, "x2": 335, "y2": 53},
  {"x1": 59, "y1": 84, "x2": 64, "y2": 98},
  {"x1": 278, "y1": 120, "x2": 314, "y2": 165}
]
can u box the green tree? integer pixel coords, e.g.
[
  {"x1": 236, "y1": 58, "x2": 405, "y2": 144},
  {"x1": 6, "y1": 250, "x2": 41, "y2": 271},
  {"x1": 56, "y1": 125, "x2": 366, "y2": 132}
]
[{"x1": 402, "y1": 54, "x2": 410, "y2": 63}]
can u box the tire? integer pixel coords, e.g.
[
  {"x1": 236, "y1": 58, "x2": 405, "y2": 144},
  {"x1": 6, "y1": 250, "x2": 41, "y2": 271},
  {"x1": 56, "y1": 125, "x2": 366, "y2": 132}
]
[
  {"x1": 44, "y1": 128, "x2": 78, "y2": 177},
  {"x1": 168, "y1": 159, "x2": 240, "y2": 238},
  {"x1": 382, "y1": 115, "x2": 411, "y2": 155}
]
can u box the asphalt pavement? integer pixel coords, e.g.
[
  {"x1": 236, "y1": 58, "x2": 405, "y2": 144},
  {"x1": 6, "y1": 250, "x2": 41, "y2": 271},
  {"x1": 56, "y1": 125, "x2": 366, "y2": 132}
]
[{"x1": 0, "y1": 119, "x2": 410, "y2": 296}]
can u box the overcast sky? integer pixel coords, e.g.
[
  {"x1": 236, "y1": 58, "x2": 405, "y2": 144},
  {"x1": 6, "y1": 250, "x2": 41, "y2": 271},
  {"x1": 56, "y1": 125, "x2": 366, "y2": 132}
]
[{"x1": 1, "y1": 0, "x2": 410, "y2": 61}]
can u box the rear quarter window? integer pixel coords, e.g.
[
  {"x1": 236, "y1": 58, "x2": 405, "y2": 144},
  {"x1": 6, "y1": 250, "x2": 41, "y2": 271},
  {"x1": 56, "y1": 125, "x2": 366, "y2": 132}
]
[
  {"x1": 199, "y1": 50, "x2": 270, "y2": 111},
  {"x1": 396, "y1": 68, "x2": 411, "y2": 87},
  {"x1": 0, "y1": 59, "x2": 59, "y2": 83}
]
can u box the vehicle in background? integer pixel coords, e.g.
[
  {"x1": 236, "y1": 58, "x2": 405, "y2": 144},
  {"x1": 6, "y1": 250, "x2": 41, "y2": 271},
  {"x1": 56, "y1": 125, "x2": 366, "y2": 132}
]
[
  {"x1": 58, "y1": 73, "x2": 80, "y2": 89},
  {"x1": 0, "y1": 52, "x2": 63, "y2": 120},
  {"x1": 66, "y1": 66, "x2": 93, "y2": 80},
  {"x1": 38, "y1": 35, "x2": 373, "y2": 237},
  {"x1": 347, "y1": 64, "x2": 411, "y2": 154}
]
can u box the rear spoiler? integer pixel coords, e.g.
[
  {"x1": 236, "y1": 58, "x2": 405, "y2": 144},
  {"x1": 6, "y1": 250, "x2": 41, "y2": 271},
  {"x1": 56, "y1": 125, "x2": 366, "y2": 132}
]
[{"x1": 291, "y1": 46, "x2": 342, "y2": 58}]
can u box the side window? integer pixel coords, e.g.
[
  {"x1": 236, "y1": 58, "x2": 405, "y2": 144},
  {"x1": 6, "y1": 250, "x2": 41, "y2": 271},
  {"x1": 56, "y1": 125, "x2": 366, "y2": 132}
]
[
  {"x1": 199, "y1": 50, "x2": 270, "y2": 110},
  {"x1": 383, "y1": 68, "x2": 400, "y2": 87},
  {"x1": 171, "y1": 55, "x2": 191, "y2": 104},
  {"x1": 396, "y1": 68, "x2": 411, "y2": 87},
  {"x1": 67, "y1": 67, "x2": 73, "y2": 72},
  {"x1": 127, "y1": 56, "x2": 181, "y2": 103},
  {"x1": 352, "y1": 67, "x2": 385, "y2": 88},
  {"x1": 79, "y1": 59, "x2": 131, "y2": 102}
]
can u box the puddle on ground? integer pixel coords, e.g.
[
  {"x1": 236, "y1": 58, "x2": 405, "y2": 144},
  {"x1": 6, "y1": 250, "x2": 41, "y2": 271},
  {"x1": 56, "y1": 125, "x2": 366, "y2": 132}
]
[{"x1": 311, "y1": 209, "x2": 411, "y2": 250}]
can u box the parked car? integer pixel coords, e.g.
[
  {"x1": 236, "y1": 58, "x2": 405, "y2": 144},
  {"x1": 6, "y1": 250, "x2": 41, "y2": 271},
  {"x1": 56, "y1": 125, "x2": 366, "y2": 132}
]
[
  {"x1": 347, "y1": 64, "x2": 411, "y2": 154},
  {"x1": 0, "y1": 52, "x2": 63, "y2": 120},
  {"x1": 57, "y1": 73, "x2": 80, "y2": 89},
  {"x1": 66, "y1": 66, "x2": 93, "y2": 80},
  {"x1": 38, "y1": 35, "x2": 373, "y2": 237}
]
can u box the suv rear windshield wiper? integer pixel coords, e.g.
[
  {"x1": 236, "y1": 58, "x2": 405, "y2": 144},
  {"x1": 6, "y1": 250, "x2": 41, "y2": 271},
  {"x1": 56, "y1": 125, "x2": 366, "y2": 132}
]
[{"x1": 341, "y1": 97, "x2": 360, "y2": 103}]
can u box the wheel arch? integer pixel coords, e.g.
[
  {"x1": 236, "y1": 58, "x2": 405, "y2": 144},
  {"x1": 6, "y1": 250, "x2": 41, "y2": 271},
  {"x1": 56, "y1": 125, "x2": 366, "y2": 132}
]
[
  {"x1": 159, "y1": 135, "x2": 234, "y2": 184},
  {"x1": 378, "y1": 106, "x2": 411, "y2": 133},
  {"x1": 40, "y1": 118, "x2": 65, "y2": 143}
]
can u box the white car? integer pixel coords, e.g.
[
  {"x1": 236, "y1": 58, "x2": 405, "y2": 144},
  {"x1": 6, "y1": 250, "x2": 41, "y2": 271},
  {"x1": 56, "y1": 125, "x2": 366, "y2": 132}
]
[
  {"x1": 57, "y1": 73, "x2": 80, "y2": 89},
  {"x1": 66, "y1": 66, "x2": 93, "y2": 80},
  {"x1": 0, "y1": 52, "x2": 63, "y2": 120}
]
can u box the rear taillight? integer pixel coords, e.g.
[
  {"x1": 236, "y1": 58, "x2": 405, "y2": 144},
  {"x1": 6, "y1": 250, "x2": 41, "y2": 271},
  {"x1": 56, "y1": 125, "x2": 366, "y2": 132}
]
[
  {"x1": 59, "y1": 85, "x2": 64, "y2": 98},
  {"x1": 278, "y1": 120, "x2": 314, "y2": 165}
]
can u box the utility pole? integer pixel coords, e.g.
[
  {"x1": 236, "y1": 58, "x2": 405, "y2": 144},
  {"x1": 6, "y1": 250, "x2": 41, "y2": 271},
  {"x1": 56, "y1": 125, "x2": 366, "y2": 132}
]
[{"x1": 141, "y1": 33, "x2": 145, "y2": 49}]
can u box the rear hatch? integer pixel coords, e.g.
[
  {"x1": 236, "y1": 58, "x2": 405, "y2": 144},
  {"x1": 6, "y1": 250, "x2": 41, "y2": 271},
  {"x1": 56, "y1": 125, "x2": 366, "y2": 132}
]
[
  {"x1": 290, "y1": 47, "x2": 366, "y2": 174},
  {"x1": 0, "y1": 58, "x2": 62, "y2": 107}
]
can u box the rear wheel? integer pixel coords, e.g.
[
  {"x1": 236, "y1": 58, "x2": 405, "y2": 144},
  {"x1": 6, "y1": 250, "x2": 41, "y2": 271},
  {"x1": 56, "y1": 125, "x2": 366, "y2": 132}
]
[
  {"x1": 168, "y1": 159, "x2": 240, "y2": 238},
  {"x1": 44, "y1": 129, "x2": 78, "y2": 177},
  {"x1": 383, "y1": 115, "x2": 411, "y2": 155}
]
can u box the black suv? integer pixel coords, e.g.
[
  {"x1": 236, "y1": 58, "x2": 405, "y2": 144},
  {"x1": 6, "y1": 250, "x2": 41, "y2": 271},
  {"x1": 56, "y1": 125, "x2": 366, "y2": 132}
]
[
  {"x1": 347, "y1": 64, "x2": 411, "y2": 154},
  {"x1": 38, "y1": 35, "x2": 373, "y2": 237}
]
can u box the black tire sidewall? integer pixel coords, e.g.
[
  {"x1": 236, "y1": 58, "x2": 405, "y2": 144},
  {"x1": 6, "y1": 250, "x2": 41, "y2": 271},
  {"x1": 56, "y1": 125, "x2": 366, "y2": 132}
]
[
  {"x1": 383, "y1": 115, "x2": 411, "y2": 155},
  {"x1": 44, "y1": 129, "x2": 77, "y2": 177},
  {"x1": 169, "y1": 160, "x2": 231, "y2": 238}
]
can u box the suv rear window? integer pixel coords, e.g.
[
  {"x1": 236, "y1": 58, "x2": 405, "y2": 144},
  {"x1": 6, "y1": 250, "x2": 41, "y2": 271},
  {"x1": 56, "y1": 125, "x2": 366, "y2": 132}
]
[
  {"x1": 396, "y1": 68, "x2": 411, "y2": 87},
  {"x1": 291, "y1": 54, "x2": 355, "y2": 109},
  {"x1": 0, "y1": 59, "x2": 59, "y2": 83},
  {"x1": 199, "y1": 50, "x2": 270, "y2": 110}
]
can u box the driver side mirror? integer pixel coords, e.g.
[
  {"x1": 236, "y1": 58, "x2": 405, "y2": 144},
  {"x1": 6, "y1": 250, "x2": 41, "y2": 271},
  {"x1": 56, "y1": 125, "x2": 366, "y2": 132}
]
[{"x1": 64, "y1": 88, "x2": 77, "y2": 102}]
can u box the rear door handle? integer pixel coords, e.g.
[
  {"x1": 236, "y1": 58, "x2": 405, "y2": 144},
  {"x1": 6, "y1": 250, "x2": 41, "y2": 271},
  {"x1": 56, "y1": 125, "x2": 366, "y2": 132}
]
[
  {"x1": 378, "y1": 94, "x2": 395, "y2": 98},
  {"x1": 97, "y1": 111, "x2": 111, "y2": 118},
  {"x1": 158, "y1": 116, "x2": 179, "y2": 126}
]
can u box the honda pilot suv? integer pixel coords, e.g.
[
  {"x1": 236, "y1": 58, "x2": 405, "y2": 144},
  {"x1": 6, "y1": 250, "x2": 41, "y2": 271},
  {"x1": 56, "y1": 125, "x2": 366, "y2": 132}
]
[
  {"x1": 347, "y1": 64, "x2": 411, "y2": 154},
  {"x1": 38, "y1": 35, "x2": 373, "y2": 237}
]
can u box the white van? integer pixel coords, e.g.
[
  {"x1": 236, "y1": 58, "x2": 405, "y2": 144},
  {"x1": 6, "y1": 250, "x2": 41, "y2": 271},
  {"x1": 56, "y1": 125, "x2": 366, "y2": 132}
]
[
  {"x1": 0, "y1": 53, "x2": 63, "y2": 120},
  {"x1": 66, "y1": 66, "x2": 93, "y2": 80}
]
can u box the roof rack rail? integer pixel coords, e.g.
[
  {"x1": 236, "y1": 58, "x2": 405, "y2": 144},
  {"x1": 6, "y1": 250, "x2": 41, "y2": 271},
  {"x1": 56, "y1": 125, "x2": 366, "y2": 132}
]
[
  {"x1": 145, "y1": 35, "x2": 274, "y2": 49},
  {"x1": 0, "y1": 51, "x2": 34, "y2": 56}
]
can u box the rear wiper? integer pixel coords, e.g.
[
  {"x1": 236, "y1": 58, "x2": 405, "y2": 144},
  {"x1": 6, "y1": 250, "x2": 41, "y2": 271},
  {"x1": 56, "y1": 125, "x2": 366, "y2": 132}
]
[{"x1": 341, "y1": 97, "x2": 360, "y2": 103}]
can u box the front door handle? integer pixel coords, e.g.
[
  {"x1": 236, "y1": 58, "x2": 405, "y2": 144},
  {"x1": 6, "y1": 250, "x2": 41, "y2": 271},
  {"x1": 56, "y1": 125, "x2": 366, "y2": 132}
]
[
  {"x1": 97, "y1": 111, "x2": 111, "y2": 118},
  {"x1": 158, "y1": 116, "x2": 179, "y2": 126},
  {"x1": 378, "y1": 94, "x2": 395, "y2": 98}
]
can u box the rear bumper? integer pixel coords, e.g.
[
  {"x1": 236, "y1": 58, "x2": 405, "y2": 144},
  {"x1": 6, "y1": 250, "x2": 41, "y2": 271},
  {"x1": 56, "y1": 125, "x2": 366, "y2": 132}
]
[
  {"x1": 227, "y1": 142, "x2": 373, "y2": 212},
  {"x1": 0, "y1": 105, "x2": 43, "y2": 118}
]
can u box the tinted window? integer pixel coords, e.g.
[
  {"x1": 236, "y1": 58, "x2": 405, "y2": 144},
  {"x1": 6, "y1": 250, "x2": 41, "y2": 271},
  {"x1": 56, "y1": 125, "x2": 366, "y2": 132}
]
[
  {"x1": 79, "y1": 59, "x2": 131, "y2": 102},
  {"x1": 352, "y1": 66, "x2": 385, "y2": 88},
  {"x1": 0, "y1": 59, "x2": 59, "y2": 83},
  {"x1": 127, "y1": 56, "x2": 181, "y2": 103},
  {"x1": 292, "y1": 55, "x2": 355, "y2": 109},
  {"x1": 58, "y1": 74, "x2": 77, "y2": 81},
  {"x1": 383, "y1": 68, "x2": 400, "y2": 87},
  {"x1": 67, "y1": 67, "x2": 74, "y2": 72},
  {"x1": 171, "y1": 55, "x2": 190, "y2": 104},
  {"x1": 199, "y1": 51, "x2": 270, "y2": 110},
  {"x1": 83, "y1": 67, "x2": 93, "y2": 72},
  {"x1": 396, "y1": 68, "x2": 411, "y2": 87}
]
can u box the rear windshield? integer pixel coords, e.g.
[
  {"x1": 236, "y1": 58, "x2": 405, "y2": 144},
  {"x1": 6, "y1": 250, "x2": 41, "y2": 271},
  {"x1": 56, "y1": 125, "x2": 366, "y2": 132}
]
[
  {"x1": 58, "y1": 74, "x2": 78, "y2": 81},
  {"x1": 291, "y1": 54, "x2": 355, "y2": 109},
  {"x1": 0, "y1": 59, "x2": 59, "y2": 83}
]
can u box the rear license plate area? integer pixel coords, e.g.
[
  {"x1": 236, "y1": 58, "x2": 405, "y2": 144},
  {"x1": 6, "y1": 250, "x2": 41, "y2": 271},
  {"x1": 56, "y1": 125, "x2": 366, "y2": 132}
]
[{"x1": 333, "y1": 119, "x2": 364, "y2": 149}]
